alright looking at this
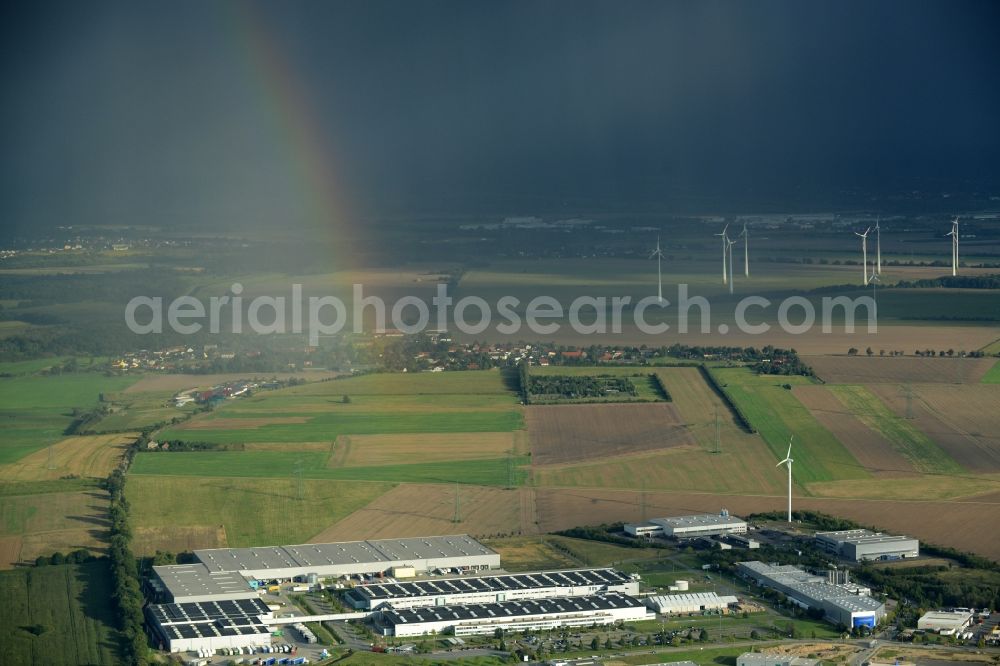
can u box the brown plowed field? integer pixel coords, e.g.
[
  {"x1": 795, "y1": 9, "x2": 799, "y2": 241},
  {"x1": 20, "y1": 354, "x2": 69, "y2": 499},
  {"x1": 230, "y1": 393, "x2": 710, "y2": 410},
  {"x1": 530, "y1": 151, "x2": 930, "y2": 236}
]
[
  {"x1": 526, "y1": 403, "x2": 695, "y2": 465},
  {"x1": 871, "y1": 384, "x2": 1000, "y2": 472},
  {"x1": 793, "y1": 385, "x2": 916, "y2": 476},
  {"x1": 808, "y1": 356, "x2": 996, "y2": 384},
  {"x1": 309, "y1": 483, "x2": 531, "y2": 542},
  {"x1": 533, "y1": 487, "x2": 1000, "y2": 560}
]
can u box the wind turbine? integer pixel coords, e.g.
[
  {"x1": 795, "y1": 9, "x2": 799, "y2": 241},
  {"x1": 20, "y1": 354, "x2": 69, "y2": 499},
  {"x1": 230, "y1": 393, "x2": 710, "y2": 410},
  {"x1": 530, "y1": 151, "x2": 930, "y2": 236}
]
[
  {"x1": 874, "y1": 217, "x2": 882, "y2": 276},
  {"x1": 740, "y1": 223, "x2": 750, "y2": 278},
  {"x1": 650, "y1": 235, "x2": 665, "y2": 303},
  {"x1": 946, "y1": 217, "x2": 959, "y2": 276},
  {"x1": 726, "y1": 237, "x2": 736, "y2": 295},
  {"x1": 855, "y1": 227, "x2": 871, "y2": 285},
  {"x1": 870, "y1": 273, "x2": 880, "y2": 327},
  {"x1": 714, "y1": 224, "x2": 730, "y2": 285},
  {"x1": 776, "y1": 437, "x2": 794, "y2": 522}
]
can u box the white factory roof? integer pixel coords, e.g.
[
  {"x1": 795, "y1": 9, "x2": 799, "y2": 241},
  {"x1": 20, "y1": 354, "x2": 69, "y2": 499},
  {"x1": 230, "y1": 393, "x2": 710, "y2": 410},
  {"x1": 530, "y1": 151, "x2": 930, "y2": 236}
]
[
  {"x1": 652, "y1": 513, "x2": 746, "y2": 529},
  {"x1": 816, "y1": 529, "x2": 916, "y2": 546},
  {"x1": 153, "y1": 564, "x2": 255, "y2": 600},
  {"x1": 195, "y1": 535, "x2": 496, "y2": 574},
  {"x1": 645, "y1": 592, "x2": 739, "y2": 612}
]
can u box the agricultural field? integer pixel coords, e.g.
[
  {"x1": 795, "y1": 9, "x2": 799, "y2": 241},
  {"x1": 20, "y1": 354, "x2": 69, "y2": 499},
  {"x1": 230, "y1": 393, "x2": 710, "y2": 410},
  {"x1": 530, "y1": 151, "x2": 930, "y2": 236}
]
[
  {"x1": 122, "y1": 370, "x2": 338, "y2": 393},
  {"x1": 0, "y1": 561, "x2": 121, "y2": 666},
  {"x1": 0, "y1": 373, "x2": 137, "y2": 463},
  {"x1": 330, "y1": 432, "x2": 523, "y2": 467},
  {"x1": 983, "y1": 359, "x2": 1000, "y2": 383},
  {"x1": 807, "y1": 355, "x2": 996, "y2": 384},
  {"x1": 126, "y1": 476, "x2": 394, "y2": 553},
  {"x1": 0, "y1": 490, "x2": 109, "y2": 568},
  {"x1": 0, "y1": 433, "x2": 135, "y2": 481},
  {"x1": 526, "y1": 403, "x2": 694, "y2": 465},
  {"x1": 311, "y1": 483, "x2": 528, "y2": 543},
  {"x1": 481, "y1": 535, "x2": 578, "y2": 571}
]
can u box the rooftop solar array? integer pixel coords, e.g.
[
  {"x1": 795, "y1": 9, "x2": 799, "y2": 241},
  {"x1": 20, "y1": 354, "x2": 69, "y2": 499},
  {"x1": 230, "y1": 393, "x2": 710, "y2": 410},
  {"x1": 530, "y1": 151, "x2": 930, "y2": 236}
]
[
  {"x1": 355, "y1": 568, "x2": 629, "y2": 602},
  {"x1": 194, "y1": 534, "x2": 496, "y2": 573},
  {"x1": 149, "y1": 597, "x2": 270, "y2": 626},
  {"x1": 383, "y1": 592, "x2": 643, "y2": 625}
]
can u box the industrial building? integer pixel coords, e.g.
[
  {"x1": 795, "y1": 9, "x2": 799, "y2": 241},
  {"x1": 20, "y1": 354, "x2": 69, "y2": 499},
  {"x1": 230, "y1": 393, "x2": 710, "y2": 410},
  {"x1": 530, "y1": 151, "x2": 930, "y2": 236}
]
[
  {"x1": 194, "y1": 534, "x2": 499, "y2": 580},
  {"x1": 917, "y1": 610, "x2": 973, "y2": 634},
  {"x1": 150, "y1": 564, "x2": 258, "y2": 603},
  {"x1": 347, "y1": 568, "x2": 638, "y2": 610},
  {"x1": 643, "y1": 592, "x2": 739, "y2": 615},
  {"x1": 625, "y1": 510, "x2": 747, "y2": 539},
  {"x1": 736, "y1": 561, "x2": 884, "y2": 629},
  {"x1": 146, "y1": 597, "x2": 273, "y2": 653},
  {"x1": 377, "y1": 593, "x2": 652, "y2": 637},
  {"x1": 815, "y1": 529, "x2": 919, "y2": 562},
  {"x1": 737, "y1": 654, "x2": 819, "y2": 666}
]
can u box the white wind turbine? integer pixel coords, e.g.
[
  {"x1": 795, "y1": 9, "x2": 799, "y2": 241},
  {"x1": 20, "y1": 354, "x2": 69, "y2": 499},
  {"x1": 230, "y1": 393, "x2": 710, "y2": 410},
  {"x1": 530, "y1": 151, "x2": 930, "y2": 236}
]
[
  {"x1": 650, "y1": 235, "x2": 665, "y2": 303},
  {"x1": 946, "y1": 217, "x2": 959, "y2": 276},
  {"x1": 776, "y1": 437, "x2": 794, "y2": 522},
  {"x1": 855, "y1": 227, "x2": 871, "y2": 285},
  {"x1": 874, "y1": 217, "x2": 882, "y2": 275},
  {"x1": 726, "y1": 236, "x2": 736, "y2": 295},
  {"x1": 714, "y1": 224, "x2": 730, "y2": 285},
  {"x1": 740, "y1": 223, "x2": 750, "y2": 277}
]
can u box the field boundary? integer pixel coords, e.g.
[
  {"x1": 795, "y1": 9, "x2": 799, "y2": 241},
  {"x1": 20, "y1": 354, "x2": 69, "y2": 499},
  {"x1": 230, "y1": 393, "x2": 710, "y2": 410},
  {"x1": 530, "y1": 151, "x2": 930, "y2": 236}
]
[{"x1": 700, "y1": 365, "x2": 757, "y2": 433}]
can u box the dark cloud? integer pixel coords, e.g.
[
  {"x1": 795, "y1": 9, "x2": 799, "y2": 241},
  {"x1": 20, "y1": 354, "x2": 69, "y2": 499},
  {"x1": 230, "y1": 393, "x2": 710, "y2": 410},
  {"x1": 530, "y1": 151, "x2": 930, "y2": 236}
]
[{"x1": 2, "y1": 0, "x2": 999, "y2": 235}]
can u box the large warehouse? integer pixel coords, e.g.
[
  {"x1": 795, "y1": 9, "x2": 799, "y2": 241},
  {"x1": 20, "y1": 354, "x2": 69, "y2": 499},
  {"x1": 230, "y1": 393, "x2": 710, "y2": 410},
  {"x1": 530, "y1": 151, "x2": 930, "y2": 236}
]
[
  {"x1": 815, "y1": 529, "x2": 919, "y2": 562},
  {"x1": 146, "y1": 597, "x2": 274, "y2": 653},
  {"x1": 643, "y1": 592, "x2": 739, "y2": 615},
  {"x1": 736, "y1": 561, "x2": 884, "y2": 629},
  {"x1": 626, "y1": 510, "x2": 747, "y2": 539},
  {"x1": 194, "y1": 534, "x2": 499, "y2": 580},
  {"x1": 918, "y1": 610, "x2": 973, "y2": 634},
  {"x1": 377, "y1": 593, "x2": 652, "y2": 637},
  {"x1": 150, "y1": 563, "x2": 257, "y2": 603},
  {"x1": 348, "y1": 567, "x2": 638, "y2": 610}
]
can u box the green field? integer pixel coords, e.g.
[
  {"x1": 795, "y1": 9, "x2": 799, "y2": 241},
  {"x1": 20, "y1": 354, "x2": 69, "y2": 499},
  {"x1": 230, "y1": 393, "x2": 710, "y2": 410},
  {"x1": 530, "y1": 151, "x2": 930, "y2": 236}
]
[
  {"x1": 0, "y1": 561, "x2": 121, "y2": 666},
  {"x1": 982, "y1": 359, "x2": 1000, "y2": 383},
  {"x1": 127, "y1": 476, "x2": 394, "y2": 547},
  {"x1": 827, "y1": 384, "x2": 964, "y2": 473},
  {"x1": 711, "y1": 368, "x2": 867, "y2": 484},
  {"x1": 89, "y1": 389, "x2": 195, "y2": 433},
  {"x1": 131, "y1": 450, "x2": 530, "y2": 486}
]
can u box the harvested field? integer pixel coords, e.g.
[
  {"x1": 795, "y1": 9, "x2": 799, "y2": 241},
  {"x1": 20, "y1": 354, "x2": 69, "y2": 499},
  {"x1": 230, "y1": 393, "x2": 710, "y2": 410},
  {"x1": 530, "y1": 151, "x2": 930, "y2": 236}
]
[
  {"x1": 526, "y1": 403, "x2": 695, "y2": 465},
  {"x1": 533, "y1": 487, "x2": 1000, "y2": 560},
  {"x1": 871, "y1": 384, "x2": 1000, "y2": 472},
  {"x1": 654, "y1": 366, "x2": 759, "y2": 452},
  {"x1": 0, "y1": 433, "x2": 135, "y2": 481},
  {"x1": 793, "y1": 386, "x2": 916, "y2": 477},
  {"x1": 178, "y1": 416, "x2": 311, "y2": 429},
  {"x1": 310, "y1": 483, "x2": 529, "y2": 542},
  {"x1": 481, "y1": 536, "x2": 577, "y2": 571},
  {"x1": 132, "y1": 525, "x2": 228, "y2": 557},
  {"x1": 124, "y1": 371, "x2": 338, "y2": 393},
  {"x1": 0, "y1": 491, "x2": 108, "y2": 537},
  {"x1": 808, "y1": 355, "x2": 996, "y2": 384},
  {"x1": 806, "y1": 474, "x2": 1000, "y2": 501},
  {"x1": 20, "y1": 528, "x2": 109, "y2": 562},
  {"x1": 0, "y1": 536, "x2": 21, "y2": 570},
  {"x1": 330, "y1": 432, "x2": 521, "y2": 467}
]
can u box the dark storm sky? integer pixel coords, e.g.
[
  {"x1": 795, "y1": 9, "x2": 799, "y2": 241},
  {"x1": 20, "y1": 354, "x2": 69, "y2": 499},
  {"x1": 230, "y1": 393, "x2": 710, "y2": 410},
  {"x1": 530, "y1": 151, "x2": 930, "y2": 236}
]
[{"x1": 2, "y1": 0, "x2": 999, "y2": 235}]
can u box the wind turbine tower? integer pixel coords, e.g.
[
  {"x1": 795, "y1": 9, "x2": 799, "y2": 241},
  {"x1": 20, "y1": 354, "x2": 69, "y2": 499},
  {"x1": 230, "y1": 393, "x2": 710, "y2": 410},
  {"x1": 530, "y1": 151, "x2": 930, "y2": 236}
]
[
  {"x1": 946, "y1": 217, "x2": 959, "y2": 276},
  {"x1": 776, "y1": 437, "x2": 794, "y2": 522},
  {"x1": 875, "y1": 217, "x2": 882, "y2": 276},
  {"x1": 855, "y1": 228, "x2": 871, "y2": 285},
  {"x1": 715, "y1": 224, "x2": 729, "y2": 285},
  {"x1": 741, "y1": 223, "x2": 749, "y2": 277},
  {"x1": 726, "y1": 237, "x2": 736, "y2": 295},
  {"x1": 650, "y1": 236, "x2": 665, "y2": 303}
]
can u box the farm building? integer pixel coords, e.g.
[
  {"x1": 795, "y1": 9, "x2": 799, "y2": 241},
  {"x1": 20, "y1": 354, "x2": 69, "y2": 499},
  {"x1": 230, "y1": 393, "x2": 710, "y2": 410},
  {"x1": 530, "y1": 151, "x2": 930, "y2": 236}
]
[
  {"x1": 347, "y1": 567, "x2": 639, "y2": 610},
  {"x1": 814, "y1": 529, "x2": 919, "y2": 562},
  {"x1": 146, "y1": 597, "x2": 273, "y2": 653},
  {"x1": 376, "y1": 593, "x2": 651, "y2": 637},
  {"x1": 917, "y1": 610, "x2": 973, "y2": 634},
  {"x1": 150, "y1": 564, "x2": 257, "y2": 603},
  {"x1": 643, "y1": 592, "x2": 739, "y2": 615},
  {"x1": 194, "y1": 534, "x2": 499, "y2": 580},
  {"x1": 736, "y1": 561, "x2": 884, "y2": 629}
]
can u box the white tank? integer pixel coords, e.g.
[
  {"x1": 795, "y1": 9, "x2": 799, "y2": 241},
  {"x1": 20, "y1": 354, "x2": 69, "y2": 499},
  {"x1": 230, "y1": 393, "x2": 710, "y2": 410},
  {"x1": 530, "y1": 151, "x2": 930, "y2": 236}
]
[{"x1": 674, "y1": 579, "x2": 689, "y2": 591}]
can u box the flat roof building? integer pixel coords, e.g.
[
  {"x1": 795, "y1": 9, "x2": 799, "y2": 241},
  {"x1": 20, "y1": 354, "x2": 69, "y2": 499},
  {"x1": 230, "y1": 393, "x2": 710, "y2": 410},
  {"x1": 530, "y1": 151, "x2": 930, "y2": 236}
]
[
  {"x1": 736, "y1": 561, "x2": 884, "y2": 629},
  {"x1": 815, "y1": 529, "x2": 919, "y2": 562},
  {"x1": 194, "y1": 534, "x2": 499, "y2": 580},
  {"x1": 643, "y1": 592, "x2": 739, "y2": 615},
  {"x1": 918, "y1": 610, "x2": 973, "y2": 634},
  {"x1": 378, "y1": 593, "x2": 652, "y2": 637},
  {"x1": 738, "y1": 654, "x2": 819, "y2": 666},
  {"x1": 151, "y1": 564, "x2": 257, "y2": 603},
  {"x1": 348, "y1": 568, "x2": 637, "y2": 610},
  {"x1": 653, "y1": 510, "x2": 747, "y2": 538},
  {"x1": 146, "y1": 597, "x2": 273, "y2": 653}
]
